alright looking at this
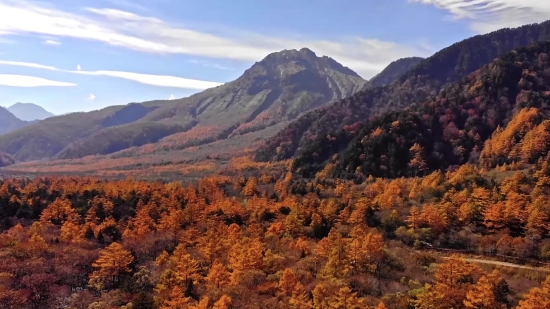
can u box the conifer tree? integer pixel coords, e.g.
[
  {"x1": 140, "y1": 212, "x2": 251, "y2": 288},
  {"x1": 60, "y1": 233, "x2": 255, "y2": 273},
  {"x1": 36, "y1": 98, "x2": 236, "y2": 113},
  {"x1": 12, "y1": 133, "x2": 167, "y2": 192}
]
[{"x1": 89, "y1": 242, "x2": 134, "y2": 289}]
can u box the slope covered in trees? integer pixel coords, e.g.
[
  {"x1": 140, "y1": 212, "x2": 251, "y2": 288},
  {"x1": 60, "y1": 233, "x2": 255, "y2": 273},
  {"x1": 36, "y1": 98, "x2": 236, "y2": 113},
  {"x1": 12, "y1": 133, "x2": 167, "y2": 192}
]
[
  {"x1": 255, "y1": 20, "x2": 550, "y2": 165},
  {"x1": 298, "y1": 41, "x2": 550, "y2": 179}
]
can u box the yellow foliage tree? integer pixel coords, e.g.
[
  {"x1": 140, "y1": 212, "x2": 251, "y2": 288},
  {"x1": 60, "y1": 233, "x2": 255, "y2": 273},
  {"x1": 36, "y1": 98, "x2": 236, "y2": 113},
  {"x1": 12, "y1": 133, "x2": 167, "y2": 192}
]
[
  {"x1": 278, "y1": 268, "x2": 299, "y2": 297},
  {"x1": 329, "y1": 286, "x2": 365, "y2": 309},
  {"x1": 463, "y1": 271, "x2": 507, "y2": 309},
  {"x1": 40, "y1": 197, "x2": 79, "y2": 225},
  {"x1": 212, "y1": 295, "x2": 232, "y2": 309},
  {"x1": 516, "y1": 274, "x2": 550, "y2": 309},
  {"x1": 206, "y1": 259, "x2": 230, "y2": 290},
  {"x1": 160, "y1": 286, "x2": 191, "y2": 309},
  {"x1": 89, "y1": 242, "x2": 134, "y2": 289},
  {"x1": 320, "y1": 228, "x2": 350, "y2": 279},
  {"x1": 416, "y1": 255, "x2": 483, "y2": 309}
]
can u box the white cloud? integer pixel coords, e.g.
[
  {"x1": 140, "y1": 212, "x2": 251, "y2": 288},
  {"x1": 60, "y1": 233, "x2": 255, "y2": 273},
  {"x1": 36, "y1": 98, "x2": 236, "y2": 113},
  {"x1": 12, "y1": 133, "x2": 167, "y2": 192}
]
[
  {"x1": 77, "y1": 64, "x2": 81, "y2": 71},
  {"x1": 0, "y1": 60, "x2": 57, "y2": 70},
  {"x1": 71, "y1": 69, "x2": 223, "y2": 90},
  {"x1": 190, "y1": 59, "x2": 230, "y2": 70},
  {"x1": 44, "y1": 39, "x2": 61, "y2": 45},
  {"x1": 168, "y1": 94, "x2": 175, "y2": 100},
  {"x1": 0, "y1": 0, "x2": 433, "y2": 78},
  {"x1": 410, "y1": 0, "x2": 550, "y2": 33},
  {"x1": 89, "y1": 93, "x2": 96, "y2": 100},
  {"x1": 0, "y1": 58, "x2": 223, "y2": 90},
  {"x1": 0, "y1": 74, "x2": 76, "y2": 87}
]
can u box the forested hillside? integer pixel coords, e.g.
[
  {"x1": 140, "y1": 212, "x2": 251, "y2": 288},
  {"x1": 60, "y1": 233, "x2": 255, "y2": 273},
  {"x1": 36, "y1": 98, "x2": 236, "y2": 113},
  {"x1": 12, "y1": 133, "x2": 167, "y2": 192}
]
[
  {"x1": 255, "y1": 20, "x2": 550, "y2": 166},
  {"x1": 292, "y1": 41, "x2": 550, "y2": 179}
]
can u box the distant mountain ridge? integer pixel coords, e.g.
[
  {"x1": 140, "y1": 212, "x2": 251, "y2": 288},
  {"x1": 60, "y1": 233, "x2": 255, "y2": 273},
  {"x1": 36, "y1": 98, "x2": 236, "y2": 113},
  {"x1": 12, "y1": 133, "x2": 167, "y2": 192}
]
[
  {"x1": 0, "y1": 48, "x2": 368, "y2": 161},
  {"x1": 365, "y1": 57, "x2": 424, "y2": 88},
  {"x1": 0, "y1": 107, "x2": 28, "y2": 135},
  {"x1": 7, "y1": 103, "x2": 54, "y2": 121}
]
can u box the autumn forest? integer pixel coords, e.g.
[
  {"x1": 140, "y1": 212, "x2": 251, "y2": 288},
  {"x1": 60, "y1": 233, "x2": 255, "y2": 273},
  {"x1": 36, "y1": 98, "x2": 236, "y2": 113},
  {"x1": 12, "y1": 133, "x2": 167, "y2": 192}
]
[{"x1": 1, "y1": 158, "x2": 550, "y2": 308}]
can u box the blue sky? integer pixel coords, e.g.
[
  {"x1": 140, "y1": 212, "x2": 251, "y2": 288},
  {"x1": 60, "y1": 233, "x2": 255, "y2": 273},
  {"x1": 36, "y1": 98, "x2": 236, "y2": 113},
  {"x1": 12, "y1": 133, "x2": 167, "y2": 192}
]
[{"x1": 0, "y1": 0, "x2": 548, "y2": 115}]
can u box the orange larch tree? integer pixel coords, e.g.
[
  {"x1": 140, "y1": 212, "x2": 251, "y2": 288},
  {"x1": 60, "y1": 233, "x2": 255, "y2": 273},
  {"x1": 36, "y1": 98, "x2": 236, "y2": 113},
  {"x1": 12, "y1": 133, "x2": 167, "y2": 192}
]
[{"x1": 89, "y1": 242, "x2": 134, "y2": 290}]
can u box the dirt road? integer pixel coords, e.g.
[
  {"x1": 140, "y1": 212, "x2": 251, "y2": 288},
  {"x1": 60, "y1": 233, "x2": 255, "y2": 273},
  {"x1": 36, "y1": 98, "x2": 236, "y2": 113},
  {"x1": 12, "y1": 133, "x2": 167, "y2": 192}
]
[{"x1": 442, "y1": 256, "x2": 550, "y2": 272}]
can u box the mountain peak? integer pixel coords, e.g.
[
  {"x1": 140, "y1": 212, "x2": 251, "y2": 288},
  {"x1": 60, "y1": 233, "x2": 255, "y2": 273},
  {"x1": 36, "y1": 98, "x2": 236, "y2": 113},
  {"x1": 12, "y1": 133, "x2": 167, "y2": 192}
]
[
  {"x1": 253, "y1": 48, "x2": 362, "y2": 79},
  {"x1": 7, "y1": 103, "x2": 54, "y2": 121},
  {"x1": 299, "y1": 47, "x2": 316, "y2": 57},
  {"x1": 260, "y1": 47, "x2": 317, "y2": 63}
]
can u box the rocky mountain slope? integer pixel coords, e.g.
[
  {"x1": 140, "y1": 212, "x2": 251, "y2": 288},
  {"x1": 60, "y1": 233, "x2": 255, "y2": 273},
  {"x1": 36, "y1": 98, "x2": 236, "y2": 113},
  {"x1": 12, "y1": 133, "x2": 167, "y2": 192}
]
[
  {"x1": 0, "y1": 48, "x2": 367, "y2": 161},
  {"x1": 7, "y1": 103, "x2": 54, "y2": 121}
]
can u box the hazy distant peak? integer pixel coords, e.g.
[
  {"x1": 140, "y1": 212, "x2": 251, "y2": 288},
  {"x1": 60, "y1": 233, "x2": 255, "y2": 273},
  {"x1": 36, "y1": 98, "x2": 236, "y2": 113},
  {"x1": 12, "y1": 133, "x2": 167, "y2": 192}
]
[{"x1": 7, "y1": 102, "x2": 54, "y2": 121}]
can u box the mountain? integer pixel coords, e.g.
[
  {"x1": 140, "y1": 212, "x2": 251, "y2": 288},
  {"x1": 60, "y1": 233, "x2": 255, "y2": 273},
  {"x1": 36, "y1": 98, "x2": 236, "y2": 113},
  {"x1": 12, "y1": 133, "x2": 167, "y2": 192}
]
[
  {"x1": 255, "y1": 19, "x2": 550, "y2": 174},
  {"x1": 0, "y1": 48, "x2": 367, "y2": 161},
  {"x1": 322, "y1": 41, "x2": 550, "y2": 179},
  {"x1": 0, "y1": 107, "x2": 29, "y2": 136},
  {"x1": 7, "y1": 103, "x2": 54, "y2": 121},
  {"x1": 366, "y1": 57, "x2": 424, "y2": 88}
]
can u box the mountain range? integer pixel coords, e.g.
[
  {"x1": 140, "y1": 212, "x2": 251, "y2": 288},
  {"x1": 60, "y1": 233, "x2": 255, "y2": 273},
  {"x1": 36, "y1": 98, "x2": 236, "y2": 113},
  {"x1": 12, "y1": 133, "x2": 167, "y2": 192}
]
[
  {"x1": 0, "y1": 48, "x2": 375, "y2": 161},
  {"x1": 3, "y1": 19, "x2": 550, "y2": 177},
  {"x1": 256, "y1": 20, "x2": 550, "y2": 178}
]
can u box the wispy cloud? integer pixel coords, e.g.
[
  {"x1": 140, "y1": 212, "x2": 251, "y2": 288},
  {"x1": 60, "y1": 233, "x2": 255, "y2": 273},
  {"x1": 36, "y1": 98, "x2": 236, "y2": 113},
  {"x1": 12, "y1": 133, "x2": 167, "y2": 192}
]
[
  {"x1": 44, "y1": 39, "x2": 61, "y2": 45},
  {"x1": 0, "y1": 60, "x2": 57, "y2": 70},
  {"x1": 168, "y1": 94, "x2": 175, "y2": 100},
  {"x1": 0, "y1": 74, "x2": 76, "y2": 87},
  {"x1": 410, "y1": 0, "x2": 550, "y2": 33},
  {"x1": 71, "y1": 69, "x2": 223, "y2": 90},
  {"x1": 108, "y1": 0, "x2": 148, "y2": 12},
  {"x1": 89, "y1": 93, "x2": 96, "y2": 100},
  {"x1": 0, "y1": 58, "x2": 223, "y2": 90},
  {"x1": 190, "y1": 59, "x2": 231, "y2": 71},
  {"x1": 0, "y1": 0, "x2": 432, "y2": 78}
]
